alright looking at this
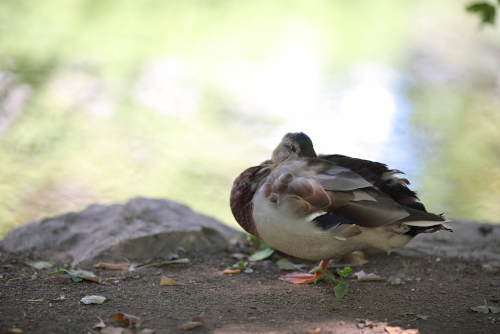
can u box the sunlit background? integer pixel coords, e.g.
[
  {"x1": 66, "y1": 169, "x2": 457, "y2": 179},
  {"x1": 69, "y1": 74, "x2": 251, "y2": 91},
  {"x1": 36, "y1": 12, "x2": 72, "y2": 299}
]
[{"x1": 1, "y1": 0, "x2": 499, "y2": 237}]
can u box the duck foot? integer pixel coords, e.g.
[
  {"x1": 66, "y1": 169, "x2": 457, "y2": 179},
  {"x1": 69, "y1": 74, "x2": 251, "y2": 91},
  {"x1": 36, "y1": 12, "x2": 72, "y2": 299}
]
[{"x1": 279, "y1": 260, "x2": 330, "y2": 284}]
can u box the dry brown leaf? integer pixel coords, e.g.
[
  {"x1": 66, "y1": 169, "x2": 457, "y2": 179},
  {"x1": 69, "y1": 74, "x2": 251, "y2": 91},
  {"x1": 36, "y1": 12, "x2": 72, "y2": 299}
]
[
  {"x1": 214, "y1": 269, "x2": 236, "y2": 276},
  {"x1": 385, "y1": 325, "x2": 420, "y2": 334},
  {"x1": 135, "y1": 258, "x2": 190, "y2": 269},
  {"x1": 2, "y1": 329, "x2": 23, "y2": 334},
  {"x1": 94, "y1": 262, "x2": 131, "y2": 270},
  {"x1": 180, "y1": 321, "x2": 204, "y2": 330},
  {"x1": 307, "y1": 328, "x2": 321, "y2": 334},
  {"x1": 223, "y1": 269, "x2": 241, "y2": 274},
  {"x1": 180, "y1": 315, "x2": 204, "y2": 330},
  {"x1": 109, "y1": 313, "x2": 140, "y2": 328},
  {"x1": 100, "y1": 327, "x2": 127, "y2": 334},
  {"x1": 341, "y1": 250, "x2": 369, "y2": 265},
  {"x1": 81, "y1": 276, "x2": 102, "y2": 284},
  {"x1": 109, "y1": 313, "x2": 128, "y2": 325},
  {"x1": 192, "y1": 316, "x2": 204, "y2": 323},
  {"x1": 93, "y1": 317, "x2": 106, "y2": 329},
  {"x1": 160, "y1": 276, "x2": 185, "y2": 286}
]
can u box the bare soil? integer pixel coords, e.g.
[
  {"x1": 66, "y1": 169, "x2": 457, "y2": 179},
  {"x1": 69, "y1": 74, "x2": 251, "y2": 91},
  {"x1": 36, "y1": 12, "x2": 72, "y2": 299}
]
[{"x1": 1, "y1": 246, "x2": 499, "y2": 334}]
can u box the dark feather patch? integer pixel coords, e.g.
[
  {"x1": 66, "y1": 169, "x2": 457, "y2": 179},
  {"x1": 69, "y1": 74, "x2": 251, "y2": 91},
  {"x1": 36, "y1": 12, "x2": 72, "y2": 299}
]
[
  {"x1": 405, "y1": 225, "x2": 445, "y2": 237},
  {"x1": 320, "y1": 154, "x2": 422, "y2": 209},
  {"x1": 230, "y1": 165, "x2": 270, "y2": 237},
  {"x1": 313, "y1": 212, "x2": 352, "y2": 231}
]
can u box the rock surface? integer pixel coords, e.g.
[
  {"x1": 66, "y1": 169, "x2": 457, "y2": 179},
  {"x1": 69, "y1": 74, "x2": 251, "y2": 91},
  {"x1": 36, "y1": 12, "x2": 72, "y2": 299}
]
[
  {"x1": 2, "y1": 196, "x2": 498, "y2": 267},
  {"x1": 0, "y1": 197, "x2": 242, "y2": 265},
  {"x1": 399, "y1": 219, "x2": 500, "y2": 261}
]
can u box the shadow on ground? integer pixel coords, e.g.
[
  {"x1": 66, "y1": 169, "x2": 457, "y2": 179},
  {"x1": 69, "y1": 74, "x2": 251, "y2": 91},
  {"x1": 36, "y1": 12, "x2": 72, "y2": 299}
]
[{"x1": 0, "y1": 199, "x2": 498, "y2": 334}]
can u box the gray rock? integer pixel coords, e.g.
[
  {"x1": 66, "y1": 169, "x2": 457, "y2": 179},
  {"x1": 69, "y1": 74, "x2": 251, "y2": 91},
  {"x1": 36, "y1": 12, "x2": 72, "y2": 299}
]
[
  {"x1": 0, "y1": 197, "x2": 242, "y2": 265},
  {"x1": 398, "y1": 219, "x2": 500, "y2": 261}
]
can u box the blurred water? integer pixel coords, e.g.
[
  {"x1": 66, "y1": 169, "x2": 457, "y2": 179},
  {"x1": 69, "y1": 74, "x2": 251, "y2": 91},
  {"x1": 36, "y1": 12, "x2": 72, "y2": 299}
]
[{"x1": 0, "y1": 0, "x2": 499, "y2": 237}]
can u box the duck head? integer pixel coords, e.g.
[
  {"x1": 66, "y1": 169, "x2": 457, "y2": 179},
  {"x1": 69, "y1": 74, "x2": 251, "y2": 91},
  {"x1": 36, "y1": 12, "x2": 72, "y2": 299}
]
[{"x1": 271, "y1": 132, "x2": 317, "y2": 163}]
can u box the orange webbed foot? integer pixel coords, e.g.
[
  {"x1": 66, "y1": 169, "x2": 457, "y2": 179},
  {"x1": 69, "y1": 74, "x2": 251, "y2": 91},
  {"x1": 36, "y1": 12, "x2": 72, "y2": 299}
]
[{"x1": 278, "y1": 260, "x2": 331, "y2": 284}]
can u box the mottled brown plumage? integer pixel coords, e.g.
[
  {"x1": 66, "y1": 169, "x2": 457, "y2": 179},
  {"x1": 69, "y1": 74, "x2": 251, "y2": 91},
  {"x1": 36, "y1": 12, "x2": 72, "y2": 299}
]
[{"x1": 230, "y1": 132, "x2": 451, "y2": 282}]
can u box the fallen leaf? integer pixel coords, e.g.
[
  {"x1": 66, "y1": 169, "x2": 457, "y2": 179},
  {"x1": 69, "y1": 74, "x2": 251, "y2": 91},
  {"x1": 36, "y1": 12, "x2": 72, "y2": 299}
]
[
  {"x1": 27, "y1": 299, "x2": 43, "y2": 302},
  {"x1": 8, "y1": 270, "x2": 69, "y2": 281},
  {"x1": 160, "y1": 276, "x2": 185, "y2": 286},
  {"x1": 68, "y1": 269, "x2": 102, "y2": 284},
  {"x1": 389, "y1": 277, "x2": 405, "y2": 285},
  {"x1": 231, "y1": 253, "x2": 246, "y2": 260},
  {"x1": 276, "y1": 258, "x2": 307, "y2": 271},
  {"x1": 248, "y1": 247, "x2": 275, "y2": 261},
  {"x1": 180, "y1": 315, "x2": 204, "y2": 330},
  {"x1": 471, "y1": 301, "x2": 490, "y2": 314},
  {"x1": 101, "y1": 327, "x2": 127, "y2": 334},
  {"x1": 192, "y1": 316, "x2": 204, "y2": 323},
  {"x1": 490, "y1": 306, "x2": 500, "y2": 313},
  {"x1": 180, "y1": 321, "x2": 203, "y2": 330},
  {"x1": 355, "y1": 270, "x2": 387, "y2": 281},
  {"x1": 2, "y1": 329, "x2": 23, "y2": 334},
  {"x1": 385, "y1": 325, "x2": 420, "y2": 334},
  {"x1": 94, "y1": 317, "x2": 106, "y2": 329},
  {"x1": 109, "y1": 312, "x2": 141, "y2": 328},
  {"x1": 50, "y1": 295, "x2": 66, "y2": 302},
  {"x1": 135, "y1": 258, "x2": 190, "y2": 269},
  {"x1": 223, "y1": 269, "x2": 241, "y2": 274},
  {"x1": 341, "y1": 251, "x2": 369, "y2": 265},
  {"x1": 80, "y1": 295, "x2": 106, "y2": 304},
  {"x1": 416, "y1": 314, "x2": 429, "y2": 320},
  {"x1": 9, "y1": 269, "x2": 100, "y2": 283},
  {"x1": 79, "y1": 275, "x2": 102, "y2": 284},
  {"x1": 94, "y1": 262, "x2": 131, "y2": 270},
  {"x1": 138, "y1": 329, "x2": 156, "y2": 334},
  {"x1": 307, "y1": 328, "x2": 321, "y2": 334},
  {"x1": 25, "y1": 261, "x2": 55, "y2": 270},
  {"x1": 334, "y1": 282, "x2": 349, "y2": 299}
]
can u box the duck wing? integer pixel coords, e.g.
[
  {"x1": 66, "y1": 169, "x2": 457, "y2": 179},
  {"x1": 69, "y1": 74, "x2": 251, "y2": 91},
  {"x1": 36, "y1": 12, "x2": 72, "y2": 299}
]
[
  {"x1": 320, "y1": 154, "x2": 425, "y2": 210},
  {"x1": 263, "y1": 158, "x2": 447, "y2": 237}
]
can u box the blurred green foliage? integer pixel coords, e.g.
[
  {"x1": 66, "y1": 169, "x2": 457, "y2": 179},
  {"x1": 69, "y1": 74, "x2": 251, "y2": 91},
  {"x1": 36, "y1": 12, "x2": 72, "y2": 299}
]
[
  {"x1": 466, "y1": 2, "x2": 498, "y2": 25},
  {"x1": 0, "y1": 0, "x2": 499, "y2": 238}
]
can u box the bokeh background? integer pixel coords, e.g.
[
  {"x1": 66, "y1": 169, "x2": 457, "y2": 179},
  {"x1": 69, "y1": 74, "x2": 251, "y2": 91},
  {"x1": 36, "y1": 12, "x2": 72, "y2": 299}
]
[{"x1": 1, "y1": 0, "x2": 499, "y2": 237}]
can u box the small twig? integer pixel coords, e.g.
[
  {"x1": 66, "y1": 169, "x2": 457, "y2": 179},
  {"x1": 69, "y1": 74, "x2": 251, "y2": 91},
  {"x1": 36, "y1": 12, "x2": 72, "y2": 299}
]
[{"x1": 256, "y1": 307, "x2": 266, "y2": 314}]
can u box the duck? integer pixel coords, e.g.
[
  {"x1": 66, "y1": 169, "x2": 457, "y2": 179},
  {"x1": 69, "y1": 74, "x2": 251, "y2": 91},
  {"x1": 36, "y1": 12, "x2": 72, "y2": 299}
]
[{"x1": 230, "y1": 132, "x2": 452, "y2": 284}]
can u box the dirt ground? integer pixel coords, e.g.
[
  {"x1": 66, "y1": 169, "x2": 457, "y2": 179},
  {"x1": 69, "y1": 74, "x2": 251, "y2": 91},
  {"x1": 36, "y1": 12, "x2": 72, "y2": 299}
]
[{"x1": 1, "y1": 243, "x2": 499, "y2": 334}]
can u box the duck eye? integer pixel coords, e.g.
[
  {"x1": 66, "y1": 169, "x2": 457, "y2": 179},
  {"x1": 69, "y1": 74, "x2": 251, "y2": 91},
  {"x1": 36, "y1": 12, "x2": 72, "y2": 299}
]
[{"x1": 290, "y1": 146, "x2": 297, "y2": 152}]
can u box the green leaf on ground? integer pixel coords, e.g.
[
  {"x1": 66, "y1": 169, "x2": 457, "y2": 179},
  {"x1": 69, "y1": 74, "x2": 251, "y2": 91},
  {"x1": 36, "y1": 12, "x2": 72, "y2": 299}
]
[
  {"x1": 9, "y1": 269, "x2": 101, "y2": 283},
  {"x1": 8, "y1": 270, "x2": 69, "y2": 281},
  {"x1": 276, "y1": 258, "x2": 307, "y2": 271},
  {"x1": 248, "y1": 247, "x2": 274, "y2": 262},
  {"x1": 334, "y1": 282, "x2": 349, "y2": 299}
]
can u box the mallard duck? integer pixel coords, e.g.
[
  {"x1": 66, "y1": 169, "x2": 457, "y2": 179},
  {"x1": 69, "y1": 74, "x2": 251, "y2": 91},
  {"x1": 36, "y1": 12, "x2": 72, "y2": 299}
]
[{"x1": 230, "y1": 132, "x2": 452, "y2": 284}]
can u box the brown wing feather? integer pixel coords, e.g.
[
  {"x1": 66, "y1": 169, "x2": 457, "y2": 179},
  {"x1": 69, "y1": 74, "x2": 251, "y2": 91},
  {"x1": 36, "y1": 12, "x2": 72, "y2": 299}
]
[
  {"x1": 320, "y1": 154, "x2": 423, "y2": 208},
  {"x1": 266, "y1": 158, "x2": 413, "y2": 228},
  {"x1": 230, "y1": 165, "x2": 270, "y2": 237}
]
